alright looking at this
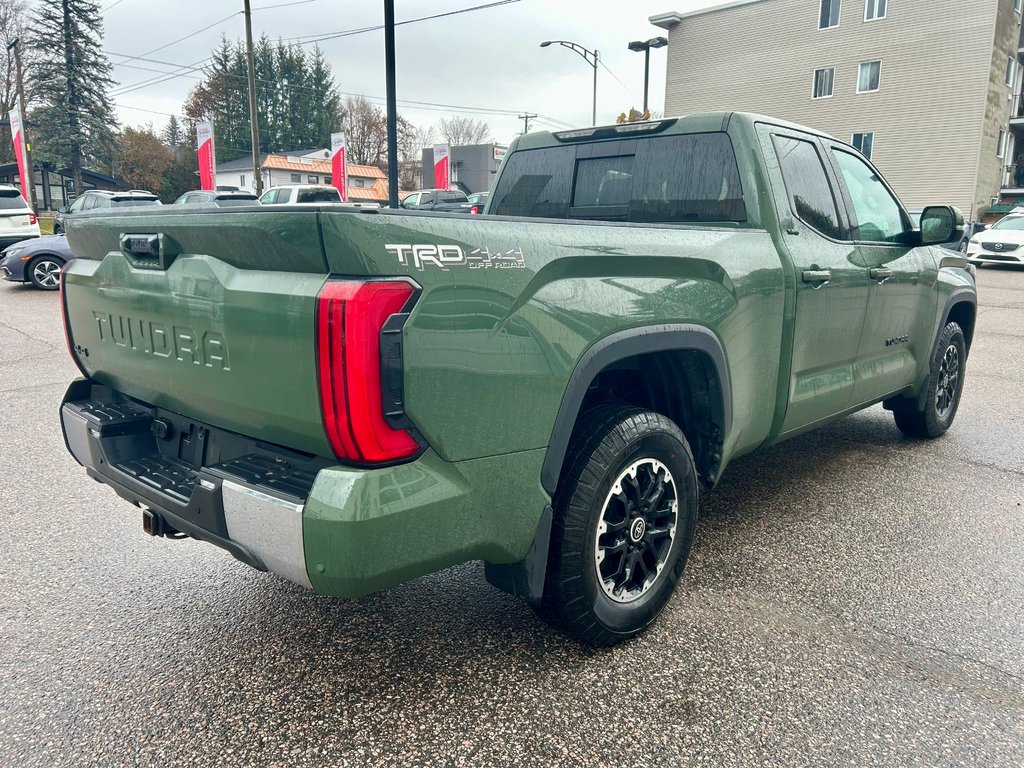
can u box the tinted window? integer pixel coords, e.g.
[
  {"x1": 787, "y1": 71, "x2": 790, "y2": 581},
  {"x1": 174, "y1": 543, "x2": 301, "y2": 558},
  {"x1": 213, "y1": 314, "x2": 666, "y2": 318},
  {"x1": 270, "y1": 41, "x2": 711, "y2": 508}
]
[
  {"x1": 440, "y1": 191, "x2": 468, "y2": 203},
  {"x1": 296, "y1": 188, "x2": 341, "y2": 203},
  {"x1": 0, "y1": 189, "x2": 27, "y2": 209},
  {"x1": 488, "y1": 145, "x2": 573, "y2": 218},
  {"x1": 831, "y1": 149, "x2": 908, "y2": 242},
  {"x1": 773, "y1": 136, "x2": 844, "y2": 239},
  {"x1": 215, "y1": 196, "x2": 257, "y2": 206},
  {"x1": 574, "y1": 155, "x2": 633, "y2": 207},
  {"x1": 491, "y1": 133, "x2": 745, "y2": 223},
  {"x1": 111, "y1": 198, "x2": 160, "y2": 208}
]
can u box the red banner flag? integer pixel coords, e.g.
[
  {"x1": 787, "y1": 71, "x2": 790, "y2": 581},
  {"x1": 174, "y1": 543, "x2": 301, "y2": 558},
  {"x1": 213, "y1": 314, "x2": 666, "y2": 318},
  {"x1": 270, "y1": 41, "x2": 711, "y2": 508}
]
[
  {"x1": 330, "y1": 131, "x2": 347, "y2": 202},
  {"x1": 432, "y1": 144, "x2": 450, "y2": 190},
  {"x1": 196, "y1": 121, "x2": 216, "y2": 191},
  {"x1": 9, "y1": 99, "x2": 30, "y2": 203}
]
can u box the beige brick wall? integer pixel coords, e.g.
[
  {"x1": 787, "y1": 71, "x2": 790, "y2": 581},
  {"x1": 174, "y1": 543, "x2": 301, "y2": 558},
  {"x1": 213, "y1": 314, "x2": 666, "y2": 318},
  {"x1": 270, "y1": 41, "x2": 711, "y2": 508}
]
[{"x1": 658, "y1": 0, "x2": 1004, "y2": 217}]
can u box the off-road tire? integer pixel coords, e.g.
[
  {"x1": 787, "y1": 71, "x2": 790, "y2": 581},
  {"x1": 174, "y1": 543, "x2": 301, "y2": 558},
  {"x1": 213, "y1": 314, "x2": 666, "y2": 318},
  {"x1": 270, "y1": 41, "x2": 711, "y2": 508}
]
[
  {"x1": 537, "y1": 406, "x2": 698, "y2": 646},
  {"x1": 893, "y1": 322, "x2": 966, "y2": 439}
]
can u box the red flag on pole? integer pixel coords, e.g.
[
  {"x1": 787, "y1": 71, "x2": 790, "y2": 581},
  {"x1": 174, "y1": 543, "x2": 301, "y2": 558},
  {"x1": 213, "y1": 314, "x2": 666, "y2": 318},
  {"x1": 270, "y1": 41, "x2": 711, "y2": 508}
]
[
  {"x1": 432, "y1": 144, "x2": 450, "y2": 190},
  {"x1": 196, "y1": 121, "x2": 216, "y2": 191},
  {"x1": 9, "y1": 99, "x2": 30, "y2": 202},
  {"x1": 331, "y1": 131, "x2": 347, "y2": 202}
]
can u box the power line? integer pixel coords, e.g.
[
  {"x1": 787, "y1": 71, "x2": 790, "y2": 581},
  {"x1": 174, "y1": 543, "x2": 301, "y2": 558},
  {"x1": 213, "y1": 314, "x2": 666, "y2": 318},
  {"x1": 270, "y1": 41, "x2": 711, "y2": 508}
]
[
  {"x1": 283, "y1": 0, "x2": 520, "y2": 45},
  {"x1": 599, "y1": 60, "x2": 641, "y2": 102},
  {"x1": 104, "y1": 0, "x2": 130, "y2": 11}
]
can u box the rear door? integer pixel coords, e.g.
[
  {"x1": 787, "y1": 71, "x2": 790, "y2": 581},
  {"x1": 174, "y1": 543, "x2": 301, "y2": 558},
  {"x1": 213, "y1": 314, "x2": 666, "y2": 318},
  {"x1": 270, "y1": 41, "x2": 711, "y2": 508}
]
[
  {"x1": 758, "y1": 125, "x2": 871, "y2": 433},
  {"x1": 824, "y1": 143, "x2": 936, "y2": 406}
]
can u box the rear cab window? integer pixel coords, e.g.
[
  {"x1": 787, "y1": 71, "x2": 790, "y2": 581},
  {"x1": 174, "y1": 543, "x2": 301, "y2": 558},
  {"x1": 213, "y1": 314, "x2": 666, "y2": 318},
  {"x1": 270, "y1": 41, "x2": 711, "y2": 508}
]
[{"x1": 490, "y1": 131, "x2": 747, "y2": 224}]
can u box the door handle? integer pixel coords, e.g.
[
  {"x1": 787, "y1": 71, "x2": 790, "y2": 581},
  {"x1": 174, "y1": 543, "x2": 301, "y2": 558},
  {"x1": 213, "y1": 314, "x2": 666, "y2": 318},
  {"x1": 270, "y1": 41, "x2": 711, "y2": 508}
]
[
  {"x1": 869, "y1": 267, "x2": 893, "y2": 282},
  {"x1": 802, "y1": 269, "x2": 831, "y2": 288}
]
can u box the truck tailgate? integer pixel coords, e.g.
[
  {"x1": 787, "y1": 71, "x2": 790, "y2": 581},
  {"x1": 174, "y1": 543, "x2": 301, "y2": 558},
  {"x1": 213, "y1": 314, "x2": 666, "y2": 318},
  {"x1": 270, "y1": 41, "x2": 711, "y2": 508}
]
[{"x1": 64, "y1": 209, "x2": 333, "y2": 456}]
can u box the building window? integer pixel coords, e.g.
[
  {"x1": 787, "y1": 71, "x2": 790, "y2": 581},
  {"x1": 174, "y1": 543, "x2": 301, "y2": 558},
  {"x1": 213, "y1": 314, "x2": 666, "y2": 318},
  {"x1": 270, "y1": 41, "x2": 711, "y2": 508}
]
[
  {"x1": 324, "y1": 175, "x2": 332, "y2": 185},
  {"x1": 812, "y1": 67, "x2": 835, "y2": 98},
  {"x1": 857, "y1": 61, "x2": 881, "y2": 92},
  {"x1": 240, "y1": 174, "x2": 245, "y2": 187},
  {"x1": 819, "y1": 0, "x2": 841, "y2": 28},
  {"x1": 1017, "y1": 0, "x2": 1022, "y2": 14},
  {"x1": 851, "y1": 132, "x2": 874, "y2": 159},
  {"x1": 1007, "y1": 56, "x2": 1016, "y2": 87},
  {"x1": 998, "y1": 130, "x2": 1007, "y2": 158},
  {"x1": 290, "y1": 173, "x2": 301, "y2": 183},
  {"x1": 308, "y1": 175, "x2": 318, "y2": 184},
  {"x1": 864, "y1": 0, "x2": 886, "y2": 20}
]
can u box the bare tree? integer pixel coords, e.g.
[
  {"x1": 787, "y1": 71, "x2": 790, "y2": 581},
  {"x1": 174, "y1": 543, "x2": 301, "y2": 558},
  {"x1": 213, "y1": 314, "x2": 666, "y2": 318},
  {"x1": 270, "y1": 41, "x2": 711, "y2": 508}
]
[
  {"x1": 438, "y1": 116, "x2": 490, "y2": 146},
  {"x1": 340, "y1": 95, "x2": 388, "y2": 166},
  {"x1": 0, "y1": 0, "x2": 32, "y2": 164},
  {"x1": 413, "y1": 122, "x2": 436, "y2": 151}
]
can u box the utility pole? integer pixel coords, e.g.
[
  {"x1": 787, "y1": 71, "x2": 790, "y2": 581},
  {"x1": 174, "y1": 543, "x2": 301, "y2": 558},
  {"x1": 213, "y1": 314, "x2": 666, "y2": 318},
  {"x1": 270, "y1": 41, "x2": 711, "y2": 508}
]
[
  {"x1": 384, "y1": 0, "x2": 399, "y2": 208},
  {"x1": 539, "y1": 41, "x2": 599, "y2": 125},
  {"x1": 243, "y1": 0, "x2": 263, "y2": 195},
  {"x1": 6, "y1": 37, "x2": 34, "y2": 212},
  {"x1": 517, "y1": 113, "x2": 537, "y2": 134}
]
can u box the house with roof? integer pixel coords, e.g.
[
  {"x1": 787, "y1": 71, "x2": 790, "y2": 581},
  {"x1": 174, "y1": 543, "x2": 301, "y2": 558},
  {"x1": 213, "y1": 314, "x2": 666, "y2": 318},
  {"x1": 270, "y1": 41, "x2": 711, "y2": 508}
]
[{"x1": 215, "y1": 150, "x2": 391, "y2": 203}]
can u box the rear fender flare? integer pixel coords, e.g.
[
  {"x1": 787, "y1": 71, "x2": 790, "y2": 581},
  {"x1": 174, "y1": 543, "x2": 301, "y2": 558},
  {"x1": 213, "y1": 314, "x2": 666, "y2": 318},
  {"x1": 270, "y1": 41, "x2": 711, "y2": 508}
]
[{"x1": 540, "y1": 324, "x2": 732, "y2": 496}]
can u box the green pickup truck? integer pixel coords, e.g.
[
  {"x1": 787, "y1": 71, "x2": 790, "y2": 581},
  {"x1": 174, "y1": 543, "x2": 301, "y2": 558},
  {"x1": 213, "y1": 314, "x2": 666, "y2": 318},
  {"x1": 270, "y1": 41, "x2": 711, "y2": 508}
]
[{"x1": 60, "y1": 112, "x2": 976, "y2": 646}]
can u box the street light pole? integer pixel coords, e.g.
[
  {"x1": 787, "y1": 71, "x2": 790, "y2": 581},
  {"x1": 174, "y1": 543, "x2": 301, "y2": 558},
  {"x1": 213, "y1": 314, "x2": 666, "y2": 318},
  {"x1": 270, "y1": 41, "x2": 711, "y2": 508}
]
[
  {"x1": 7, "y1": 37, "x2": 35, "y2": 212},
  {"x1": 384, "y1": 0, "x2": 399, "y2": 208},
  {"x1": 540, "y1": 40, "x2": 599, "y2": 125},
  {"x1": 627, "y1": 37, "x2": 667, "y2": 115}
]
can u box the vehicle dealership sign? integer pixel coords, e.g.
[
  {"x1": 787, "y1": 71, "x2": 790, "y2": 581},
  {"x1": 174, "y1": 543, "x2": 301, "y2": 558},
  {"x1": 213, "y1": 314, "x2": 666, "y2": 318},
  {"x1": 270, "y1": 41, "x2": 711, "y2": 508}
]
[
  {"x1": 433, "y1": 144, "x2": 450, "y2": 190},
  {"x1": 196, "y1": 121, "x2": 216, "y2": 191},
  {"x1": 331, "y1": 131, "x2": 347, "y2": 202},
  {"x1": 9, "y1": 98, "x2": 29, "y2": 202}
]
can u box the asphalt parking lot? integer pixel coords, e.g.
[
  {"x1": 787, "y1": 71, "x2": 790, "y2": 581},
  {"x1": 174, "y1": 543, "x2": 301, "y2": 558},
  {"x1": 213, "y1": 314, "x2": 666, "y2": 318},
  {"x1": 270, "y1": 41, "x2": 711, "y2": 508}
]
[{"x1": 1, "y1": 267, "x2": 1022, "y2": 767}]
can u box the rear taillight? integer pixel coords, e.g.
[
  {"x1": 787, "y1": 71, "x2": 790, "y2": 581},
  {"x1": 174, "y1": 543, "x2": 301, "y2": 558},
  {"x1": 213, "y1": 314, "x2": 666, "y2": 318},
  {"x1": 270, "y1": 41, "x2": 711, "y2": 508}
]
[
  {"x1": 28, "y1": 213, "x2": 37, "y2": 225},
  {"x1": 470, "y1": 205, "x2": 481, "y2": 215},
  {"x1": 316, "y1": 279, "x2": 421, "y2": 464}
]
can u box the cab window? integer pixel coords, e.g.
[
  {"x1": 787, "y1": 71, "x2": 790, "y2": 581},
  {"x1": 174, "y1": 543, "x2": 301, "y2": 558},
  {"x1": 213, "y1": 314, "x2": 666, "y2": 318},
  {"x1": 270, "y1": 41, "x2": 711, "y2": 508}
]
[
  {"x1": 772, "y1": 135, "x2": 844, "y2": 240},
  {"x1": 68, "y1": 196, "x2": 87, "y2": 213},
  {"x1": 831, "y1": 149, "x2": 910, "y2": 243}
]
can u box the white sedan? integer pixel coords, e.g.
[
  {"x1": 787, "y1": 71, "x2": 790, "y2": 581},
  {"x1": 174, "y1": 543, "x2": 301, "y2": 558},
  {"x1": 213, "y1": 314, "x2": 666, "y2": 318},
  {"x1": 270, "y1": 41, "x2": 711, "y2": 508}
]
[{"x1": 966, "y1": 214, "x2": 1024, "y2": 266}]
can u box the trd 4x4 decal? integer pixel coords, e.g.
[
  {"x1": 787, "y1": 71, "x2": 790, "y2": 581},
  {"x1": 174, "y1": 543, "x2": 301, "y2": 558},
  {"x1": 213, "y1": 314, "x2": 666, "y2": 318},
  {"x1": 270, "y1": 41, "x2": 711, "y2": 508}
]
[{"x1": 385, "y1": 244, "x2": 526, "y2": 271}]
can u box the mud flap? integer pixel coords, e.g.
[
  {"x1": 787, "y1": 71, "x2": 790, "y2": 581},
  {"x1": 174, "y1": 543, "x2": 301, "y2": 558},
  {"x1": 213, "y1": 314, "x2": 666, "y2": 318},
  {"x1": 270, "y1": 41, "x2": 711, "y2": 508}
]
[{"x1": 484, "y1": 505, "x2": 552, "y2": 605}]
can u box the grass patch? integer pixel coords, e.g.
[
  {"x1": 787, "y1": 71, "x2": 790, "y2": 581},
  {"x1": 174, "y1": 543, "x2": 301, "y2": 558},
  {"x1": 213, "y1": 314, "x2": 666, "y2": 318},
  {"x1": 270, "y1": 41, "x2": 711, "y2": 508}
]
[{"x1": 39, "y1": 219, "x2": 54, "y2": 235}]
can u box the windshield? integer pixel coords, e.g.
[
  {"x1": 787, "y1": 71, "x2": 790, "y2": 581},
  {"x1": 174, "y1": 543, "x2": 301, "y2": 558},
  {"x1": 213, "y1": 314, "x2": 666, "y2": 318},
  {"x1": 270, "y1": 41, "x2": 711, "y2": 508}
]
[{"x1": 991, "y1": 216, "x2": 1024, "y2": 231}]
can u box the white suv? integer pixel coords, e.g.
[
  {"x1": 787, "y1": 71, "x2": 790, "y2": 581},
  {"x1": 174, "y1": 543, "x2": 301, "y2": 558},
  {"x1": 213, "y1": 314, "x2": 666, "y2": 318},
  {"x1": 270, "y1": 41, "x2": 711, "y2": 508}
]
[
  {"x1": 258, "y1": 185, "x2": 379, "y2": 208},
  {"x1": 0, "y1": 185, "x2": 40, "y2": 248}
]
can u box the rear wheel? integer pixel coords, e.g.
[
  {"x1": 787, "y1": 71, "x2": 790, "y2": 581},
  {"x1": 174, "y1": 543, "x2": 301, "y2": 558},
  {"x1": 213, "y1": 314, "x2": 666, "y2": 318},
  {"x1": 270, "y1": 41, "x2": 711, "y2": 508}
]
[
  {"x1": 893, "y1": 322, "x2": 966, "y2": 438},
  {"x1": 28, "y1": 255, "x2": 63, "y2": 290},
  {"x1": 537, "y1": 406, "x2": 698, "y2": 646}
]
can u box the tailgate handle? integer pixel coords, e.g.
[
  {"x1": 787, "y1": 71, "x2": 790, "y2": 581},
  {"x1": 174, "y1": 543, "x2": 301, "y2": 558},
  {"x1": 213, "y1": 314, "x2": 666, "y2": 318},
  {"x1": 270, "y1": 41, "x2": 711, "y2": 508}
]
[{"x1": 120, "y1": 233, "x2": 179, "y2": 270}]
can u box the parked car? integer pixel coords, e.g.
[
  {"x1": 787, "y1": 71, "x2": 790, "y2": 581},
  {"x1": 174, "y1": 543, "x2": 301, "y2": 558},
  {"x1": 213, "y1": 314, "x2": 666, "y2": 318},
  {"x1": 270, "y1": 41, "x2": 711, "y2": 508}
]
[
  {"x1": 467, "y1": 191, "x2": 490, "y2": 214},
  {"x1": 174, "y1": 190, "x2": 259, "y2": 207},
  {"x1": 0, "y1": 184, "x2": 40, "y2": 248},
  {"x1": 58, "y1": 112, "x2": 974, "y2": 646},
  {"x1": 1, "y1": 233, "x2": 74, "y2": 290},
  {"x1": 400, "y1": 188, "x2": 472, "y2": 213},
  {"x1": 258, "y1": 185, "x2": 380, "y2": 209},
  {"x1": 54, "y1": 190, "x2": 161, "y2": 234},
  {"x1": 965, "y1": 212, "x2": 1024, "y2": 266}
]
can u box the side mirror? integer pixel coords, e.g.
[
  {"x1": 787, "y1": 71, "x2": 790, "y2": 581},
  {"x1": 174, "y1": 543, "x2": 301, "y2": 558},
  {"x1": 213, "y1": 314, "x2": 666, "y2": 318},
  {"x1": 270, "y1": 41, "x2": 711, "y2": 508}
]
[
  {"x1": 57, "y1": 207, "x2": 68, "y2": 214},
  {"x1": 920, "y1": 205, "x2": 963, "y2": 246}
]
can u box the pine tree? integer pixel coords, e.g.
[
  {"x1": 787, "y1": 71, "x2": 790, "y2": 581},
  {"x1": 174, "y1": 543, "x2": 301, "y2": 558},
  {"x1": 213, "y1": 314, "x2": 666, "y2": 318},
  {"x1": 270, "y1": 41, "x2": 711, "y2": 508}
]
[
  {"x1": 28, "y1": 0, "x2": 117, "y2": 193},
  {"x1": 162, "y1": 115, "x2": 182, "y2": 148}
]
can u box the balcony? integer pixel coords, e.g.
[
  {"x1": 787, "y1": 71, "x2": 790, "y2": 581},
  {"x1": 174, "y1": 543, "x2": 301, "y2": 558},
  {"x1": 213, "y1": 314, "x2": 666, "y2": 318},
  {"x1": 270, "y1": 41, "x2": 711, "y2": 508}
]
[{"x1": 1012, "y1": 94, "x2": 1024, "y2": 129}]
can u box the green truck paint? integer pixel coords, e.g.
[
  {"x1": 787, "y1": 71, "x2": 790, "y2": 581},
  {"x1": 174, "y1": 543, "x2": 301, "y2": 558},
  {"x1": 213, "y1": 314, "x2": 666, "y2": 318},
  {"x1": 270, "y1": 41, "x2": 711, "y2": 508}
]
[{"x1": 60, "y1": 113, "x2": 977, "y2": 643}]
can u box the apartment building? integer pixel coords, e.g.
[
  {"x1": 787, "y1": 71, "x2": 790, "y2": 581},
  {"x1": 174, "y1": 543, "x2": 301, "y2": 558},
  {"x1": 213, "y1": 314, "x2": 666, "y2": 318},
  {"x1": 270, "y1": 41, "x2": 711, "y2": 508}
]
[{"x1": 651, "y1": 0, "x2": 1023, "y2": 221}]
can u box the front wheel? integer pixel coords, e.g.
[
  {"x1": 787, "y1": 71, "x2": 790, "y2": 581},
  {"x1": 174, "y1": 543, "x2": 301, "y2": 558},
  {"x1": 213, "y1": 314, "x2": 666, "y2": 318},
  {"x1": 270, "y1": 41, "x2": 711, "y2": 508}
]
[
  {"x1": 537, "y1": 406, "x2": 698, "y2": 646},
  {"x1": 893, "y1": 322, "x2": 966, "y2": 438},
  {"x1": 28, "y1": 255, "x2": 63, "y2": 290}
]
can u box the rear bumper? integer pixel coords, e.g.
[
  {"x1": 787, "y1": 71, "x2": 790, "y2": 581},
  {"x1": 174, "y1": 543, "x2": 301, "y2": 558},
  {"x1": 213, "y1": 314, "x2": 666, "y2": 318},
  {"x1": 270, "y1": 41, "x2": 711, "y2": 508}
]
[{"x1": 61, "y1": 379, "x2": 549, "y2": 597}]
